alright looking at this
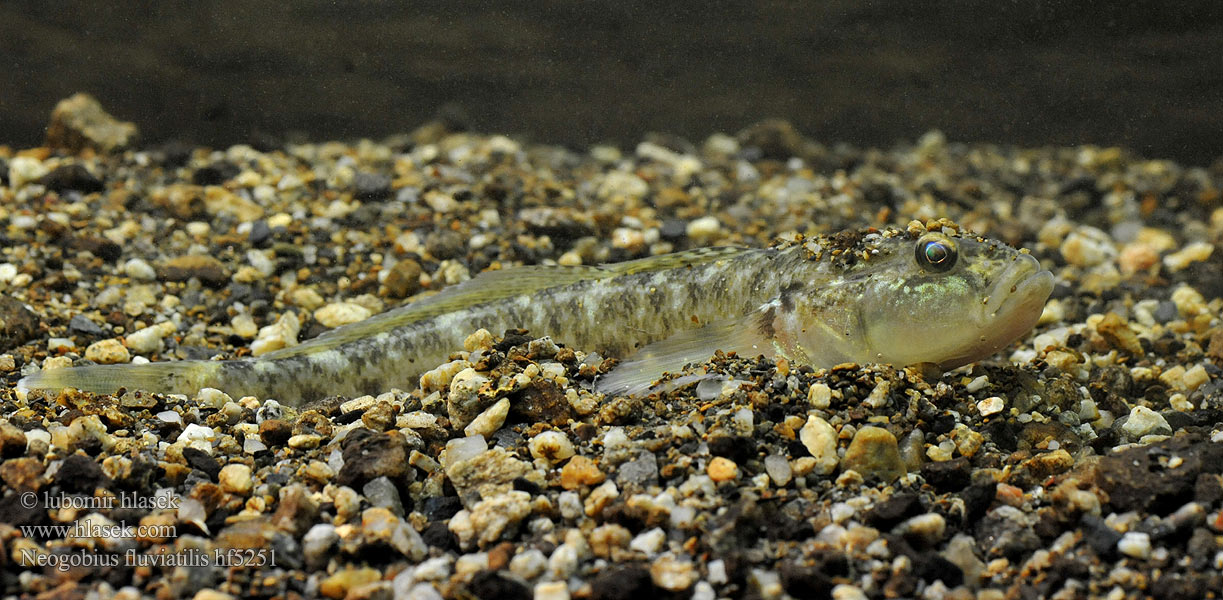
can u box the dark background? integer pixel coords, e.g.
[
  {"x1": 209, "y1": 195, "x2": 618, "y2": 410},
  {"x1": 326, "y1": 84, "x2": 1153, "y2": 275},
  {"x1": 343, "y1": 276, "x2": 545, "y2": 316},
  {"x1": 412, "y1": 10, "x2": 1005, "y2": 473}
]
[{"x1": 3, "y1": 1, "x2": 1221, "y2": 164}]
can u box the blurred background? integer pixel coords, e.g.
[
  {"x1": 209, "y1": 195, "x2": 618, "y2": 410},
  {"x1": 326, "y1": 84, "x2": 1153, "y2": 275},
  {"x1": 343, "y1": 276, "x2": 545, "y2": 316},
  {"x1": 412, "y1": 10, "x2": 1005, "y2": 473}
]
[{"x1": 2, "y1": 1, "x2": 1221, "y2": 164}]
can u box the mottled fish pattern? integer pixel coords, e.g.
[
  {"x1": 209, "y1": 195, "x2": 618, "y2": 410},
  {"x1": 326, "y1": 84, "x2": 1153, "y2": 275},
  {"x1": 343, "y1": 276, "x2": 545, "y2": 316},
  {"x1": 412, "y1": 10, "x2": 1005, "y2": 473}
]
[{"x1": 18, "y1": 222, "x2": 1054, "y2": 405}]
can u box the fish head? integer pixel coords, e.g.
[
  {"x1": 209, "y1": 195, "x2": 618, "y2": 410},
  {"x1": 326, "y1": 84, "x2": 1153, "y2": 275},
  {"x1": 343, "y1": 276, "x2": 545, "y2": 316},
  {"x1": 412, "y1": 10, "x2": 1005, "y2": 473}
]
[{"x1": 848, "y1": 229, "x2": 1054, "y2": 369}]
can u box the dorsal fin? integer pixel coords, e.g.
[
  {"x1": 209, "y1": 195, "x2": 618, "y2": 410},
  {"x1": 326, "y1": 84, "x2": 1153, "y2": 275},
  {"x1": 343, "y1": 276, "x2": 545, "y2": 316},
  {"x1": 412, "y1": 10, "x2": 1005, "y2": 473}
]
[
  {"x1": 263, "y1": 263, "x2": 613, "y2": 359},
  {"x1": 262, "y1": 246, "x2": 757, "y2": 360}
]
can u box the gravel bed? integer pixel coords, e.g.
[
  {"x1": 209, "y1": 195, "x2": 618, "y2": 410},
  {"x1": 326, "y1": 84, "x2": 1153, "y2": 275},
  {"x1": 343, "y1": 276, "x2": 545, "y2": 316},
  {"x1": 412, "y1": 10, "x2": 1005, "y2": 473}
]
[{"x1": 1, "y1": 99, "x2": 1222, "y2": 600}]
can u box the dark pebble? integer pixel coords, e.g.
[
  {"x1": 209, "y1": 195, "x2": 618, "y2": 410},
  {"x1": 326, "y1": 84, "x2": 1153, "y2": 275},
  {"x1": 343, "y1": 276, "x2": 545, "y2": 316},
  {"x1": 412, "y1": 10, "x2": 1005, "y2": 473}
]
[
  {"x1": 494, "y1": 329, "x2": 533, "y2": 352},
  {"x1": 422, "y1": 520, "x2": 458, "y2": 551},
  {"x1": 425, "y1": 230, "x2": 465, "y2": 260},
  {"x1": 68, "y1": 314, "x2": 109, "y2": 338},
  {"x1": 69, "y1": 235, "x2": 121, "y2": 262},
  {"x1": 421, "y1": 496, "x2": 463, "y2": 521},
  {"x1": 0, "y1": 294, "x2": 41, "y2": 350},
  {"x1": 1084, "y1": 433, "x2": 1223, "y2": 513},
  {"x1": 659, "y1": 219, "x2": 688, "y2": 241},
  {"x1": 182, "y1": 447, "x2": 221, "y2": 480},
  {"x1": 248, "y1": 220, "x2": 272, "y2": 246},
  {"x1": 921, "y1": 457, "x2": 972, "y2": 492},
  {"x1": 352, "y1": 172, "x2": 393, "y2": 201},
  {"x1": 779, "y1": 561, "x2": 834, "y2": 600},
  {"x1": 336, "y1": 429, "x2": 410, "y2": 487},
  {"x1": 865, "y1": 492, "x2": 920, "y2": 530},
  {"x1": 975, "y1": 507, "x2": 1041, "y2": 559},
  {"x1": 1080, "y1": 514, "x2": 1121, "y2": 557},
  {"x1": 39, "y1": 163, "x2": 104, "y2": 193},
  {"x1": 270, "y1": 484, "x2": 318, "y2": 536},
  {"x1": 55, "y1": 454, "x2": 108, "y2": 493},
  {"x1": 509, "y1": 379, "x2": 572, "y2": 426},
  {"x1": 590, "y1": 564, "x2": 655, "y2": 600},
  {"x1": 0, "y1": 491, "x2": 48, "y2": 527},
  {"x1": 259, "y1": 419, "x2": 292, "y2": 446},
  {"x1": 1194, "y1": 473, "x2": 1223, "y2": 504},
  {"x1": 157, "y1": 255, "x2": 229, "y2": 287},
  {"x1": 736, "y1": 119, "x2": 804, "y2": 160},
  {"x1": 383, "y1": 259, "x2": 422, "y2": 299},
  {"x1": 707, "y1": 434, "x2": 756, "y2": 463},
  {"x1": 467, "y1": 570, "x2": 530, "y2": 600},
  {"x1": 1152, "y1": 300, "x2": 1179, "y2": 323},
  {"x1": 0, "y1": 157, "x2": 7, "y2": 185},
  {"x1": 191, "y1": 161, "x2": 240, "y2": 186},
  {"x1": 616, "y1": 452, "x2": 659, "y2": 489}
]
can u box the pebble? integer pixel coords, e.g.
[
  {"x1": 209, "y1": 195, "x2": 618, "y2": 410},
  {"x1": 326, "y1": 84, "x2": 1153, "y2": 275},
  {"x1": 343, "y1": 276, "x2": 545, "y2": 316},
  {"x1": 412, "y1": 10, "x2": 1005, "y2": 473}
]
[
  {"x1": 629, "y1": 527, "x2": 666, "y2": 556},
  {"x1": 764, "y1": 454, "x2": 793, "y2": 486},
  {"x1": 157, "y1": 255, "x2": 229, "y2": 286},
  {"x1": 178, "y1": 424, "x2": 216, "y2": 444},
  {"x1": 510, "y1": 548, "x2": 548, "y2": 580},
  {"x1": 314, "y1": 301, "x2": 372, "y2": 328},
  {"x1": 560, "y1": 455, "x2": 605, "y2": 489},
  {"x1": 442, "y1": 435, "x2": 488, "y2": 469},
  {"x1": 1117, "y1": 531, "x2": 1152, "y2": 559},
  {"x1": 650, "y1": 552, "x2": 698, "y2": 591},
  {"x1": 465, "y1": 490, "x2": 532, "y2": 548},
  {"x1": 799, "y1": 415, "x2": 839, "y2": 475},
  {"x1": 896, "y1": 513, "x2": 946, "y2": 545},
  {"x1": 250, "y1": 311, "x2": 300, "y2": 356},
  {"x1": 303, "y1": 523, "x2": 339, "y2": 567},
  {"x1": 807, "y1": 382, "x2": 832, "y2": 408},
  {"x1": 218, "y1": 463, "x2": 253, "y2": 495},
  {"x1": 384, "y1": 259, "x2": 423, "y2": 298},
  {"x1": 534, "y1": 582, "x2": 570, "y2": 600},
  {"x1": 1060, "y1": 226, "x2": 1116, "y2": 267},
  {"x1": 841, "y1": 426, "x2": 905, "y2": 483},
  {"x1": 124, "y1": 321, "x2": 174, "y2": 354},
  {"x1": 8, "y1": 156, "x2": 50, "y2": 189},
  {"x1": 707, "y1": 456, "x2": 740, "y2": 482},
  {"x1": 1120, "y1": 406, "x2": 1172, "y2": 439},
  {"x1": 123, "y1": 258, "x2": 157, "y2": 281},
  {"x1": 85, "y1": 338, "x2": 130, "y2": 364},
  {"x1": 1163, "y1": 241, "x2": 1213, "y2": 272},
  {"x1": 463, "y1": 397, "x2": 510, "y2": 438},
  {"x1": 528, "y1": 430, "x2": 576, "y2": 465},
  {"x1": 686, "y1": 216, "x2": 723, "y2": 243},
  {"x1": 977, "y1": 396, "x2": 1005, "y2": 417},
  {"x1": 45, "y1": 92, "x2": 138, "y2": 153}
]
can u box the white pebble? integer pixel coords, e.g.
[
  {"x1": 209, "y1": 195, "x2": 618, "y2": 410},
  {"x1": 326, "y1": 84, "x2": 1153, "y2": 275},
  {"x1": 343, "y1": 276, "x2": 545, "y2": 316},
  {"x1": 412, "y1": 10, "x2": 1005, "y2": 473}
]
[
  {"x1": 177, "y1": 424, "x2": 216, "y2": 443},
  {"x1": 799, "y1": 415, "x2": 838, "y2": 475},
  {"x1": 528, "y1": 430, "x2": 576, "y2": 465},
  {"x1": 977, "y1": 396, "x2": 1005, "y2": 417},
  {"x1": 1121, "y1": 406, "x2": 1171, "y2": 438},
  {"x1": 463, "y1": 397, "x2": 510, "y2": 438},
  {"x1": 1117, "y1": 531, "x2": 1151, "y2": 559},
  {"x1": 629, "y1": 527, "x2": 666, "y2": 556},
  {"x1": 123, "y1": 258, "x2": 157, "y2": 281},
  {"x1": 125, "y1": 322, "x2": 174, "y2": 354},
  {"x1": 314, "y1": 302, "x2": 372, "y2": 328},
  {"x1": 686, "y1": 216, "x2": 722, "y2": 243},
  {"x1": 807, "y1": 382, "x2": 832, "y2": 408}
]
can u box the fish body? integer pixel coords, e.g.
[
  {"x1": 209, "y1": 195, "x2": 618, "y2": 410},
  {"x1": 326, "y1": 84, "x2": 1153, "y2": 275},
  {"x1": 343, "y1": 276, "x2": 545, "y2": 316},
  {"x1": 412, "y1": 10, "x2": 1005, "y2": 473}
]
[{"x1": 18, "y1": 223, "x2": 1054, "y2": 405}]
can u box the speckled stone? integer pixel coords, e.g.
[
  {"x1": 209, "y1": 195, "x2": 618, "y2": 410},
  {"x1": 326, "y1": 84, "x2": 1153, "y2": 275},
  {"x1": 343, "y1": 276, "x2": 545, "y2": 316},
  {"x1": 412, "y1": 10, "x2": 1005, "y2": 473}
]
[{"x1": 841, "y1": 426, "x2": 905, "y2": 483}]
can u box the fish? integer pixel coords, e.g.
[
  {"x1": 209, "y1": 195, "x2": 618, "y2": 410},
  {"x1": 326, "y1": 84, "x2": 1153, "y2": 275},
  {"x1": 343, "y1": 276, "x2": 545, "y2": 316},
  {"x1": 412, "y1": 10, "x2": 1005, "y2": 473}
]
[{"x1": 17, "y1": 221, "x2": 1054, "y2": 405}]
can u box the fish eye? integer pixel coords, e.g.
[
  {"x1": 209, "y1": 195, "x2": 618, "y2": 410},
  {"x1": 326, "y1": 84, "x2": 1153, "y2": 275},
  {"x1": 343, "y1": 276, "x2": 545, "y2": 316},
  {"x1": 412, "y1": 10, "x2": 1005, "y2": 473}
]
[{"x1": 915, "y1": 234, "x2": 958, "y2": 272}]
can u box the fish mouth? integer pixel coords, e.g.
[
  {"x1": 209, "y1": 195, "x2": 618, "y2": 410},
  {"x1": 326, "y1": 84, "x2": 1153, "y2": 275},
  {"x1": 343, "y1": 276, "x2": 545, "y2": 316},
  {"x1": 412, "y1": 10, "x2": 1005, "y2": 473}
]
[
  {"x1": 934, "y1": 255, "x2": 1054, "y2": 371},
  {"x1": 984, "y1": 255, "x2": 1054, "y2": 322}
]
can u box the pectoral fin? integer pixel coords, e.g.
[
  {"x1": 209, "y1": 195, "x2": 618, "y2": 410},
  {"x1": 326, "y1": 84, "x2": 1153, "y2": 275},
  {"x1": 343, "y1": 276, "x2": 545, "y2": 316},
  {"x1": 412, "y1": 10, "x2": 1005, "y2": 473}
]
[{"x1": 596, "y1": 301, "x2": 778, "y2": 397}]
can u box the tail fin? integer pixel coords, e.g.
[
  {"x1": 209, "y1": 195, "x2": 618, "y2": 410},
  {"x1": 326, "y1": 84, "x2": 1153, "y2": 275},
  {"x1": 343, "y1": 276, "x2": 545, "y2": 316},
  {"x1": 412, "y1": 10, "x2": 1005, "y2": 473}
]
[{"x1": 17, "y1": 360, "x2": 220, "y2": 397}]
